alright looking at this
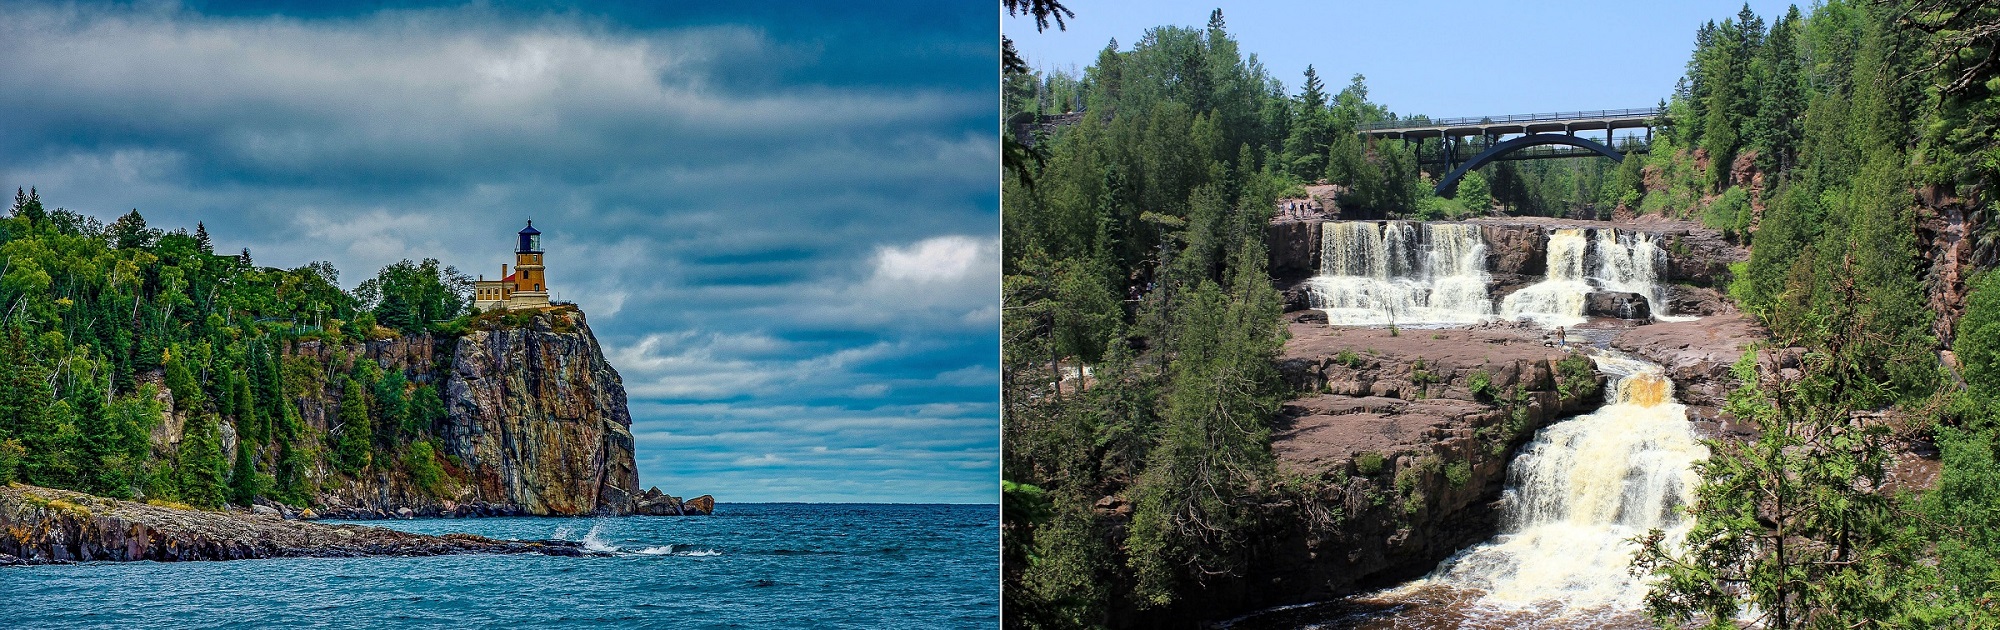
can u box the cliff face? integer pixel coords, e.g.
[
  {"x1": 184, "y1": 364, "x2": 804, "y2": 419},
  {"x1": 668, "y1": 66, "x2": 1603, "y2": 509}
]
[
  {"x1": 145, "y1": 307, "x2": 702, "y2": 518},
  {"x1": 1218, "y1": 322, "x2": 1605, "y2": 611},
  {"x1": 439, "y1": 316, "x2": 640, "y2": 516}
]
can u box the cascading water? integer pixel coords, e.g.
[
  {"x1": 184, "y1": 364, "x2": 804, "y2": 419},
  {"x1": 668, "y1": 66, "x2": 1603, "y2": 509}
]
[
  {"x1": 1316, "y1": 352, "x2": 1708, "y2": 628},
  {"x1": 1308, "y1": 222, "x2": 1492, "y2": 326},
  {"x1": 1422, "y1": 353, "x2": 1705, "y2": 607},
  {"x1": 1498, "y1": 228, "x2": 1592, "y2": 327},
  {"x1": 1594, "y1": 229, "x2": 1697, "y2": 323},
  {"x1": 1499, "y1": 227, "x2": 1687, "y2": 326}
]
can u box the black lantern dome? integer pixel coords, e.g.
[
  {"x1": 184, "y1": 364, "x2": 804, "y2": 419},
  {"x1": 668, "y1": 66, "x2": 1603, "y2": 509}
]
[{"x1": 517, "y1": 220, "x2": 542, "y2": 253}]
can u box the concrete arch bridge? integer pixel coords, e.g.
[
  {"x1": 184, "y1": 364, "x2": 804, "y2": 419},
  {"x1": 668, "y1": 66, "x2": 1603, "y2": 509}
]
[{"x1": 1358, "y1": 108, "x2": 1666, "y2": 196}]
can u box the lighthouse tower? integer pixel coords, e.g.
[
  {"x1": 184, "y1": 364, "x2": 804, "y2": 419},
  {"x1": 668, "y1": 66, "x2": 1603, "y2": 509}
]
[
  {"x1": 509, "y1": 220, "x2": 551, "y2": 309},
  {"x1": 472, "y1": 220, "x2": 553, "y2": 312}
]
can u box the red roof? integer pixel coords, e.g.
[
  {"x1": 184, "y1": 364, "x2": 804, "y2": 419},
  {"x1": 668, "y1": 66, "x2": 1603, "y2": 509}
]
[{"x1": 503, "y1": 273, "x2": 516, "y2": 282}]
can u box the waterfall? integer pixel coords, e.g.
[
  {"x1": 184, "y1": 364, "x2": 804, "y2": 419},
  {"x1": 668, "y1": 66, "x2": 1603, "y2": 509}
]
[
  {"x1": 1308, "y1": 222, "x2": 1492, "y2": 326},
  {"x1": 1499, "y1": 227, "x2": 1686, "y2": 326},
  {"x1": 1415, "y1": 351, "x2": 1707, "y2": 612},
  {"x1": 1595, "y1": 229, "x2": 1697, "y2": 323},
  {"x1": 1497, "y1": 228, "x2": 1592, "y2": 326}
]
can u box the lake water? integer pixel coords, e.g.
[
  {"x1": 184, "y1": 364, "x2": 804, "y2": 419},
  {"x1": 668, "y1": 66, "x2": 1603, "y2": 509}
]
[{"x1": 1, "y1": 503, "x2": 998, "y2": 629}]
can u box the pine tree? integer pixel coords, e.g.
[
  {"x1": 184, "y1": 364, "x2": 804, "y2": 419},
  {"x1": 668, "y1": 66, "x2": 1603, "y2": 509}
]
[
  {"x1": 194, "y1": 222, "x2": 213, "y2": 254},
  {"x1": 228, "y1": 437, "x2": 266, "y2": 505},
  {"x1": 333, "y1": 377, "x2": 372, "y2": 473},
  {"x1": 176, "y1": 414, "x2": 227, "y2": 509}
]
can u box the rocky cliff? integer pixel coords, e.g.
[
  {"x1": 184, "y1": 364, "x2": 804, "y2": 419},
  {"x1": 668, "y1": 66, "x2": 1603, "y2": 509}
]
[
  {"x1": 151, "y1": 306, "x2": 706, "y2": 518},
  {"x1": 1158, "y1": 321, "x2": 1607, "y2": 614}
]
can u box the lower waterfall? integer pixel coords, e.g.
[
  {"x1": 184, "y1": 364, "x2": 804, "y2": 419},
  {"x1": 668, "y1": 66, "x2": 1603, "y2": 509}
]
[
  {"x1": 1420, "y1": 353, "x2": 1704, "y2": 608},
  {"x1": 1296, "y1": 351, "x2": 1709, "y2": 628}
]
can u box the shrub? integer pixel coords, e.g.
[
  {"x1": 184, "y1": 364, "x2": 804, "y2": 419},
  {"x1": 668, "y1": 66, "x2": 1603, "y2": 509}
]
[
  {"x1": 1446, "y1": 461, "x2": 1472, "y2": 488},
  {"x1": 405, "y1": 441, "x2": 445, "y2": 494},
  {"x1": 0, "y1": 438, "x2": 22, "y2": 484},
  {"x1": 1468, "y1": 370, "x2": 1494, "y2": 400},
  {"x1": 1355, "y1": 451, "x2": 1386, "y2": 476}
]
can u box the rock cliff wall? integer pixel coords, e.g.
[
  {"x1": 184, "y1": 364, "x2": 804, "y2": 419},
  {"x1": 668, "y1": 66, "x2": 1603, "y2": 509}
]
[{"x1": 149, "y1": 307, "x2": 704, "y2": 518}]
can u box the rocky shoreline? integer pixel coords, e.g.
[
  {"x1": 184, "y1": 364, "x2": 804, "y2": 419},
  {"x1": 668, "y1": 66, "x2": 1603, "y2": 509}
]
[{"x1": 0, "y1": 484, "x2": 607, "y2": 566}]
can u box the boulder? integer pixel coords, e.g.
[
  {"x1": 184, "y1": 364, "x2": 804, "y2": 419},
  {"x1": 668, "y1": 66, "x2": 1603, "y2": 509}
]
[
  {"x1": 250, "y1": 504, "x2": 280, "y2": 517},
  {"x1": 1585, "y1": 291, "x2": 1652, "y2": 320},
  {"x1": 682, "y1": 495, "x2": 715, "y2": 515}
]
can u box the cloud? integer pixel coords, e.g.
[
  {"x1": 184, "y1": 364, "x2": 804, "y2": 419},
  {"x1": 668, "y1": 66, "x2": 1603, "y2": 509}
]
[{"x1": 0, "y1": 1, "x2": 999, "y2": 504}]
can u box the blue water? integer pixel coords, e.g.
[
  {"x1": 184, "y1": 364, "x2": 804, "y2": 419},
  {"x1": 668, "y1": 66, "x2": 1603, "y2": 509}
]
[{"x1": 1, "y1": 503, "x2": 997, "y2": 629}]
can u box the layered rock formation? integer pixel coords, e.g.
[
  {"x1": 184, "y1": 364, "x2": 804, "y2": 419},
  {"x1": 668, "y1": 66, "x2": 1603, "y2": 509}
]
[
  {"x1": 0, "y1": 484, "x2": 596, "y2": 565},
  {"x1": 157, "y1": 307, "x2": 706, "y2": 519},
  {"x1": 1186, "y1": 322, "x2": 1607, "y2": 612}
]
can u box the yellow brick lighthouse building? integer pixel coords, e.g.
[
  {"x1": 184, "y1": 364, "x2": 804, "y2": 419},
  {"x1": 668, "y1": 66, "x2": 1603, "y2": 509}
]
[{"x1": 473, "y1": 220, "x2": 552, "y2": 312}]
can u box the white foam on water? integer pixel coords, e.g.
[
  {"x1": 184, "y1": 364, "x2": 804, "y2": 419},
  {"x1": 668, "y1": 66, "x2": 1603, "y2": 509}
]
[
  {"x1": 1396, "y1": 351, "x2": 1707, "y2": 615},
  {"x1": 1310, "y1": 221, "x2": 1493, "y2": 326},
  {"x1": 634, "y1": 544, "x2": 721, "y2": 557},
  {"x1": 580, "y1": 520, "x2": 619, "y2": 553}
]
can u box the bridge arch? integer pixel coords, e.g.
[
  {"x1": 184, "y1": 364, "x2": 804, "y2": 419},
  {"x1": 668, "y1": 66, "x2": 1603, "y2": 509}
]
[{"x1": 1436, "y1": 134, "x2": 1624, "y2": 196}]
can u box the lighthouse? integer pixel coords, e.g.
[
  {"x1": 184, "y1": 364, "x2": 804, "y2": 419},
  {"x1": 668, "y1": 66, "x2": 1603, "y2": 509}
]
[{"x1": 473, "y1": 220, "x2": 554, "y2": 312}]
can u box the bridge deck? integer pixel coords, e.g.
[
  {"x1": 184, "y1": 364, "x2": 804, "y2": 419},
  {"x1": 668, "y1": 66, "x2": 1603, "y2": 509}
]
[{"x1": 1361, "y1": 108, "x2": 1663, "y2": 140}]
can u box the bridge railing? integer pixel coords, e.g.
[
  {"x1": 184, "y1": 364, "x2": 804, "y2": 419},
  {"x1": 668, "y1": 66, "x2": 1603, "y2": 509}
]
[{"x1": 1359, "y1": 107, "x2": 1665, "y2": 132}]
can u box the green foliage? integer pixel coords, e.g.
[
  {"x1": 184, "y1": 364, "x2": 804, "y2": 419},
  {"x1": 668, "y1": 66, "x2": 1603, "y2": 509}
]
[
  {"x1": 1455, "y1": 170, "x2": 1492, "y2": 213},
  {"x1": 1355, "y1": 451, "x2": 1385, "y2": 476},
  {"x1": 1335, "y1": 348, "x2": 1361, "y2": 368},
  {"x1": 333, "y1": 377, "x2": 372, "y2": 474},
  {"x1": 1467, "y1": 369, "x2": 1494, "y2": 401},
  {"x1": 1554, "y1": 352, "x2": 1599, "y2": 401},
  {"x1": 1444, "y1": 460, "x2": 1471, "y2": 488},
  {"x1": 175, "y1": 414, "x2": 227, "y2": 509},
  {"x1": 354, "y1": 258, "x2": 471, "y2": 335},
  {"x1": 404, "y1": 440, "x2": 444, "y2": 494},
  {"x1": 1702, "y1": 185, "x2": 1754, "y2": 239},
  {"x1": 0, "y1": 438, "x2": 23, "y2": 484},
  {"x1": 228, "y1": 436, "x2": 269, "y2": 505},
  {"x1": 1635, "y1": 351, "x2": 1914, "y2": 628}
]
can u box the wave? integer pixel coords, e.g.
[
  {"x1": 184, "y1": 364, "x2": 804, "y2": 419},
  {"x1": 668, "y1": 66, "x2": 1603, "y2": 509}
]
[
  {"x1": 580, "y1": 521, "x2": 619, "y2": 553},
  {"x1": 635, "y1": 544, "x2": 721, "y2": 557}
]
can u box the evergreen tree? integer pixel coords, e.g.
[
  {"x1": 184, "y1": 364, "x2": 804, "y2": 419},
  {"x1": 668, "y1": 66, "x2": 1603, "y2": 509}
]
[
  {"x1": 194, "y1": 222, "x2": 213, "y2": 254},
  {"x1": 176, "y1": 413, "x2": 227, "y2": 509},
  {"x1": 333, "y1": 378, "x2": 372, "y2": 474}
]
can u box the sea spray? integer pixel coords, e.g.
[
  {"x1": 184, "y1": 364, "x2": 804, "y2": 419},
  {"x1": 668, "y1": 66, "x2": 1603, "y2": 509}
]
[{"x1": 580, "y1": 519, "x2": 619, "y2": 553}]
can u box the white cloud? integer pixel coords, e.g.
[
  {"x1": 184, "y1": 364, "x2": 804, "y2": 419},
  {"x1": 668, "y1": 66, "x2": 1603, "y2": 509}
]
[{"x1": 874, "y1": 235, "x2": 986, "y2": 282}]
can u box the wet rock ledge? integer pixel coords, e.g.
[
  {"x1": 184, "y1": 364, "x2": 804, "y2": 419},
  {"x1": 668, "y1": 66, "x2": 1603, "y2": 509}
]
[
  {"x1": 0, "y1": 484, "x2": 599, "y2": 565},
  {"x1": 1192, "y1": 321, "x2": 1608, "y2": 614}
]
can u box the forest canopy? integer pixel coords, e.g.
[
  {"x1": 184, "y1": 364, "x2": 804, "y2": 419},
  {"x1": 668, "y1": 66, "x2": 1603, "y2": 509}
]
[{"x1": 0, "y1": 189, "x2": 484, "y2": 510}]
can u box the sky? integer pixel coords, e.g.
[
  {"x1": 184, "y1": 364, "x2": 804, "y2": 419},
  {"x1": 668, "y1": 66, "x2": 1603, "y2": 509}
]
[
  {"x1": 0, "y1": 0, "x2": 999, "y2": 504},
  {"x1": 1007, "y1": 0, "x2": 1801, "y2": 118}
]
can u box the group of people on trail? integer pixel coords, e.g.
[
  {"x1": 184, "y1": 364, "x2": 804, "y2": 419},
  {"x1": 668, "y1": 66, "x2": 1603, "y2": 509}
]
[{"x1": 1280, "y1": 199, "x2": 1322, "y2": 220}]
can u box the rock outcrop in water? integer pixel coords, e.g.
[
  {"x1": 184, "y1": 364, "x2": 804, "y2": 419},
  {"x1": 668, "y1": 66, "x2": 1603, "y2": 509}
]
[{"x1": 0, "y1": 484, "x2": 596, "y2": 564}]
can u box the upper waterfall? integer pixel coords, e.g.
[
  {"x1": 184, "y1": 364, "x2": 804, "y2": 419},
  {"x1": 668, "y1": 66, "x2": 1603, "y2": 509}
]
[{"x1": 1307, "y1": 221, "x2": 1492, "y2": 326}]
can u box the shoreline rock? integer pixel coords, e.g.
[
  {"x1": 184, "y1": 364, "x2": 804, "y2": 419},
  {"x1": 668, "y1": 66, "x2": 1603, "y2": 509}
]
[{"x1": 0, "y1": 484, "x2": 604, "y2": 565}]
